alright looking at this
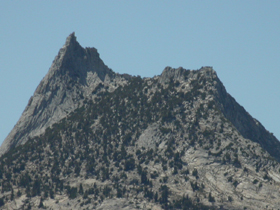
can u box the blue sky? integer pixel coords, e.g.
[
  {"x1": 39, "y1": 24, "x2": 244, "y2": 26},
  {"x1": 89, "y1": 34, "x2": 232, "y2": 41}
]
[{"x1": 1, "y1": 1, "x2": 280, "y2": 145}]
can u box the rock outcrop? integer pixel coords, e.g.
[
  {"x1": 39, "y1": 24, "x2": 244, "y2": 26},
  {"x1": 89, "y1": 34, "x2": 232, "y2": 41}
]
[{"x1": 0, "y1": 32, "x2": 128, "y2": 156}]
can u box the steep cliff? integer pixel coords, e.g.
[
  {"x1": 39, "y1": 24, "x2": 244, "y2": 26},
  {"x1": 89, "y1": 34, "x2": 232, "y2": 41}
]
[{"x1": 0, "y1": 33, "x2": 128, "y2": 156}]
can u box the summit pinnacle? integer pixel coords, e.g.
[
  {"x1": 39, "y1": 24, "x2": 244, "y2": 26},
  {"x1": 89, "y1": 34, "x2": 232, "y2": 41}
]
[{"x1": 0, "y1": 33, "x2": 119, "y2": 155}]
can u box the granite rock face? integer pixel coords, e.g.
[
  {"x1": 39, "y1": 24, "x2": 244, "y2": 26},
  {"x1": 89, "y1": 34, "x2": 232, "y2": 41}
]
[{"x1": 0, "y1": 33, "x2": 128, "y2": 156}]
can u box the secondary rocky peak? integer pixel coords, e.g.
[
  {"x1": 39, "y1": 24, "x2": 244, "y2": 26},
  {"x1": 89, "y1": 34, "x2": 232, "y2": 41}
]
[
  {"x1": 159, "y1": 66, "x2": 217, "y2": 84},
  {"x1": 161, "y1": 66, "x2": 185, "y2": 76},
  {"x1": 198, "y1": 66, "x2": 216, "y2": 76},
  {"x1": 159, "y1": 66, "x2": 186, "y2": 83}
]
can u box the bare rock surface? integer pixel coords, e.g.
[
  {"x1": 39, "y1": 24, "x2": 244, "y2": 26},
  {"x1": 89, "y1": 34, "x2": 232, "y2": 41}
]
[{"x1": 0, "y1": 33, "x2": 128, "y2": 156}]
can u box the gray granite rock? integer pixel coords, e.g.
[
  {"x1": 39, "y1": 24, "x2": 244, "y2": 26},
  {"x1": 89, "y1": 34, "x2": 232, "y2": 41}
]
[{"x1": 0, "y1": 33, "x2": 126, "y2": 156}]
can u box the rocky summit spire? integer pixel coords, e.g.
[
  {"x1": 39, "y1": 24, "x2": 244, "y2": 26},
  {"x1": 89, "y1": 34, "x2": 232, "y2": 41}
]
[
  {"x1": 65, "y1": 32, "x2": 77, "y2": 46},
  {"x1": 0, "y1": 33, "x2": 115, "y2": 155},
  {"x1": 38, "y1": 32, "x2": 95, "y2": 89}
]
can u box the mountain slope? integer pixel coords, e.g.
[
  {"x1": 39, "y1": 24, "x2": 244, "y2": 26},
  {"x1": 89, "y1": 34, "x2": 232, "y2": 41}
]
[
  {"x1": 1, "y1": 34, "x2": 280, "y2": 210},
  {"x1": 0, "y1": 33, "x2": 129, "y2": 156}
]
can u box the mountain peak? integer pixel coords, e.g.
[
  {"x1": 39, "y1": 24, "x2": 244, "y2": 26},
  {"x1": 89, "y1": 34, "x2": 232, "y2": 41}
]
[
  {"x1": 59, "y1": 32, "x2": 83, "y2": 61},
  {"x1": 0, "y1": 33, "x2": 114, "y2": 156},
  {"x1": 2, "y1": 35, "x2": 280, "y2": 209},
  {"x1": 65, "y1": 32, "x2": 77, "y2": 46},
  {"x1": 159, "y1": 66, "x2": 217, "y2": 84},
  {"x1": 43, "y1": 32, "x2": 113, "y2": 84},
  {"x1": 159, "y1": 66, "x2": 186, "y2": 83},
  {"x1": 61, "y1": 32, "x2": 83, "y2": 54}
]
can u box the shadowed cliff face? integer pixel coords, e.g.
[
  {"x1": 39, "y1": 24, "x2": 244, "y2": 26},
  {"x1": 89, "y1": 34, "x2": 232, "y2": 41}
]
[{"x1": 0, "y1": 33, "x2": 117, "y2": 156}]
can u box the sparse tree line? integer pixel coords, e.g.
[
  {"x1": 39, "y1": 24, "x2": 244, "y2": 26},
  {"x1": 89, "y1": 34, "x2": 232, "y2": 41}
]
[{"x1": 0, "y1": 74, "x2": 273, "y2": 209}]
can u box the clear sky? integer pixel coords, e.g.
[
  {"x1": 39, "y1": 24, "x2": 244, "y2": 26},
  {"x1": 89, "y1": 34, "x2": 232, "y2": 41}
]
[{"x1": 1, "y1": 1, "x2": 280, "y2": 145}]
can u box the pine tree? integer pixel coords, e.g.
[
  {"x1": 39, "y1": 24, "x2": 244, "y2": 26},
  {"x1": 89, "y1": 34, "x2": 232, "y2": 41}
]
[
  {"x1": 11, "y1": 187, "x2": 14, "y2": 200},
  {"x1": 38, "y1": 197, "x2": 44, "y2": 208}
]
